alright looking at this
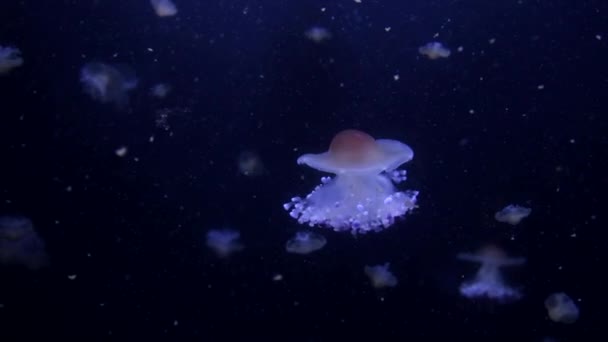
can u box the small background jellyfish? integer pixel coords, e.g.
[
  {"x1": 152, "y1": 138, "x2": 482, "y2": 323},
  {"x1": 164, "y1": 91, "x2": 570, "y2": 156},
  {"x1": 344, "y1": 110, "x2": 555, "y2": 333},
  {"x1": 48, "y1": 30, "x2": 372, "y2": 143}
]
[
  {"x1": 0, "y1": 45, "x2": 23, "y2": 74},
  {"x1": 364, "y1": 263, "x2": 398, "y2": 288},
  {"x1": 80, "y1": 62, "x2": 138, "y2": 109},
  {"x1": 0, "y1": 216, "x2": 48, "y2": 270},
  {"x1": 237, "y1": 150, "x2": 266, "y2": 177},
  {"x1": 150, "y1": 0, "x2": 178, "y2": 17},
  {"x1": 418, "y1": 42, "x2": 451, "y2": 59},
  {"x1": 494, "y1": 204, "x2": 532, "y2": 225},
  {"x1": 545, "y1": 292, "x2": 580, "y2": 324},
  {"x1": 304, "y1": 26, "x2": 332, "y2": 43},
  {"x1": 150, "y1": 83, "x2": 172, "y2": 99},
  {"x1": 206, "y1": 229, "x2": 243, "y2": 258},
  {"x1": 285, "y1": 231, "x2": 327, "y2": 254},
  {"x1": 457, "y1": 245, "x2": 525, "y2": 302},
  {"x1": 284, "y1": 129, "x2": 419, "y2": 235}
]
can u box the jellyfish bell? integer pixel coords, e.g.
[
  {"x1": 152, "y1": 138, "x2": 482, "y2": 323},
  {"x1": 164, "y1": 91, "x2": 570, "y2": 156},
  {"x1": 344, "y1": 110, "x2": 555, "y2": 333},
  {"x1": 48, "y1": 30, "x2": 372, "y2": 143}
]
[
  {"x1": 150, "y1": 0, "x2": 178, "y2": 17},
  {"x1": 80, "y1": 62, "x2": 138, "y2": 109},
  {"x1": 494, "y1": 204, "x2": 531, "y2": 225},
  {"x1": 298, "y1": 129, "x2": 414, "y2": 175},
  {"x1": 545, "y1": 292, "x2": 579, "y2": 324},
  {"x1": 0, "y1": 216, "x2": 48, "y2": 270},
  {"x1": 285, "y1": 129, "x2": 419, "y2": 234},
  {"x1": 364, "y1": 263, "x2": 398, "y2": 288}
]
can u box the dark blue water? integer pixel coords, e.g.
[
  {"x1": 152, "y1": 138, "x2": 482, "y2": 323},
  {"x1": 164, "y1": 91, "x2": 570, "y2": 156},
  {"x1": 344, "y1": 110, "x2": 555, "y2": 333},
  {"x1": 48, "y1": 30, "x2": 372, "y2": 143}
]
[{"x1": 0, "y1": 0, "x2": 605, "y2": 340}]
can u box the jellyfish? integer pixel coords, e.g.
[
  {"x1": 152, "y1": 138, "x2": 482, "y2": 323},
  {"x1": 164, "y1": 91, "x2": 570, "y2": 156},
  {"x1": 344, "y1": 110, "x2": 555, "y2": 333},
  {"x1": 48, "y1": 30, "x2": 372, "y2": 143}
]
[
  {"x1": 494, "y1": 204, "x2": 531, "y2": 225},
  {"x1": 305, "y1": 26, "x2": 332, "y2": 43},
  {"x1": 80, "y1": 62, "x2": 138, "y2": 109},
  {"x1": 0, "y1": 216, "x2": 48, "y2": 270},
  {"x1": 457, "y1": 245, "x2": 525, "y2": 301},
  {"x1": 237, "y1": 150, "x2": 265, "y2": 177},
  {"x1": 418, "y1": 42, "x2": 451, "y2": 60},
  {"x1": 285, "y1": 231, "x2": 327, "y2": 254},
  {"x1": 545, "y1": 292, "x2": 579, "y2": 324},
  {"x1": 150, "y1": 83, "x2": 171, "y2": 98},
  {"x1": 206, "y1": 229, "x2": 243, "y2": 258},
  {"x1": 150, "y1": 0, "x2": 178, "y2": 17},
  {"x1": 364, "y1": 263, "x2": 398, "y2": 288},
  {"x1": 0, "y1": 45, "x2": 23, "y2": 74},
  {"x1": 283, "y1": 129, "x2": 419, "y2": 234}
]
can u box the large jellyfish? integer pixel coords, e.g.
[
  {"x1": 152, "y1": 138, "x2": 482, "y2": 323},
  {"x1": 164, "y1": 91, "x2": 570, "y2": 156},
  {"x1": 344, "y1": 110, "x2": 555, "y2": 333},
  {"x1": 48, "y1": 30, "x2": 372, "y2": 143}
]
[
  {"x1": 545, "y1": 292, "x2": 579, "y2": 324},
  {"x1": 0, "y1": 45, "x2": 23, "y2": 74},
  {"x1": 0, "y1": 216, "x2": 48, "y2": 270},
  {"x1": 364, "y1": 263, "x2": 398, "y2": 288},
  {"x1": 283, "y1": 129, "x2": 419, "y2": 234},
  {"x1": 494, "y1": 204, "x2": 531, "y2": 225},
  {"x1": 80, "y1": 62, "x2": 138, "y2": 108},
  {"x1": 206, "y1": 229, "x2": 243, "y2": 258},
  {"x1": 285, "y1": 231, "x2": 327, "y2": 254},
  {"x1": 457, "y1": 245, "x2": 525, "y2": 301}
]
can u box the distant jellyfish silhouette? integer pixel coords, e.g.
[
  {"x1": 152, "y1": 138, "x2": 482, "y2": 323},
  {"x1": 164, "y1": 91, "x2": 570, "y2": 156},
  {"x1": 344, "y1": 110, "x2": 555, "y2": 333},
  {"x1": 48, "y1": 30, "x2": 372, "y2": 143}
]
[
  {"x1": 284, "y1": 129, "x2": 419, "y2": 235},
  {"x1": 80, "y1": 62, "x2": 138, "y2": 108},
  {"x1": 495, "y1": 204, "x2": 531, "y2": 225},
  {"x1": 0, "y1": 45, "x2": 23, "y2": 74},
  {"x1": 305, "y1": 26, "x2": 332, "y2": 43},
  {"x1": 206, "y1": 229, "x2": 243, "y2": 258},
  {"x1": 238, "y1": 151, "x2": 265, "y2": 177},
  {"x1": 285, "y1": 231, "x2": 326, "y2": 254},
  {"x1": 545, "y1": 292, "x2": 579, "y2": 324},
  {"x1": 0, "y1": 216, "x2": 48, "y2": 270},
  {"x1": 418, "y1": 42, "x2": 451, "y2": 60},
  {"x1": 150, "y1": 83, "x2": 171, "y2": 98},
  {"x1": 150, "y1": 0, "x2": 178, "y2": 17},
  {"x1": 457, "y1": 245, "x2": 525, "y2": 301},
  {"x1": 364, "y1": 263, "x2": 398, "y2": 288}
]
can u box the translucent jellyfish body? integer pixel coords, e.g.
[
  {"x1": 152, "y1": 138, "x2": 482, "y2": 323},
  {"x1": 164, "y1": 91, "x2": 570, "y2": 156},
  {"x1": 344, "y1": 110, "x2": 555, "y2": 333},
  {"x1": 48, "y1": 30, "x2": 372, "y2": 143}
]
[
  {"x1": 284, "y1": 130, "x2": 419, "y2": 234},
  {"x1": 150, "y1": 0, "x2": 178, "y2": 17},
  {"x1": 494, "y1": 204, "x2": 531, "y2": 225},
  {"x1": 545, "y1": 292, "x2": 579, "y2": 324},
  {"x1": 457, "y1": 245, "x2": 525, "y2": 301},
  {"x1": 285, "y1": 231, "x2": 327, "y2": 254},
  {"x1": 364, "y1": 263, "x2": 398, "y2": 288},
  {"x1": 418, "y1": 42, "x2": 451, "y2": 60},
  {"x1": 206, "y1": 229, "x2": 243, "y2": 258},
  {"x1": 0, "y1": 216, "x2": 48, "y2": 270},
  {"x1": 80, "y1": 62, "x2": 138, "y2": 108},
  {"x1": 0, "y1": 45, "x2": 23, "y2": 74}
]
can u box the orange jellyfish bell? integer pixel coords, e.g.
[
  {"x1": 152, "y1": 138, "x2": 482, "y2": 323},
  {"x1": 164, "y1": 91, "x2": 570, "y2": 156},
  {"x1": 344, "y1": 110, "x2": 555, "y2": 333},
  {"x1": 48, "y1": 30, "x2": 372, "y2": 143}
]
[{"x1": 297, "y1": 129, "x2": 414, "y2": 175}]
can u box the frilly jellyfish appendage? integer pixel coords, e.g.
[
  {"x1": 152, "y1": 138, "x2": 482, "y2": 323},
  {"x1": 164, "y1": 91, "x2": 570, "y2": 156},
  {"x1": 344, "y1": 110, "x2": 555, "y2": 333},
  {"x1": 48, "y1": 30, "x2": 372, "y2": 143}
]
[{"x1": 284, "y1": 130, "x2": 419, "y2": 234}]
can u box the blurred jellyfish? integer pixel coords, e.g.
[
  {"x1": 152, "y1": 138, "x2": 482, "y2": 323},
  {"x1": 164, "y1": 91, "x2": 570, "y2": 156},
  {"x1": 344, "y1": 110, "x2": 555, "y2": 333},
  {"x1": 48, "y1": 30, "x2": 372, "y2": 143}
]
[
  {"x1": 80, "y1": 62, "x2": 138, "y2": 108},
  {"x1": 305, "y1": 26, "x2": 332, "y2": 43},
  {"x1": 0, "y1": 216, "x2": 48, "y2": 270},
  {"x1": 545, "y1": 292, "x2": 579, "y2": 324},
  {"x1": 495, "y1": 204, "x2": 531, "y2": 225},
  {"x1": 457, "y1": 245, "x2": 525, "y2": 301},
  {"x1": 238, "y1": 151, "x2": 265, "y2": 177},
  {"x1": 0, "y1": 45, "x2": 23, "y2": 74},
  {"x1": 364, "y1": 263, "x2": 398, "y2": 288},
  {"x1": 150, "y1": 0, "x2": 178, "y2": 17},
  {"x1": 418, "y1": 42, "x2": 451, "y2": 60},
  {"x1": 284, "y1": 129, "x2": 419, "y2": 234},
  {"x1": 150, "y1": 83, "x2": 171, "y2": 98},
  {"x1": 285, "y1": 231, "x2": 327, "y2": 254},
  {"x1": 206, "y1": 229, "x2": 243, "y2": 258}
]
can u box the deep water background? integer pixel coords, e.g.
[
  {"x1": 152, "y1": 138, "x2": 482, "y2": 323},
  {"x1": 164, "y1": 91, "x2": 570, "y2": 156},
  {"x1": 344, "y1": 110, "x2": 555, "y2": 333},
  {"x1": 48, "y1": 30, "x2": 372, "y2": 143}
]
[{"x1": 0, "y1": 0, "x2": 606, "y2": 340}]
